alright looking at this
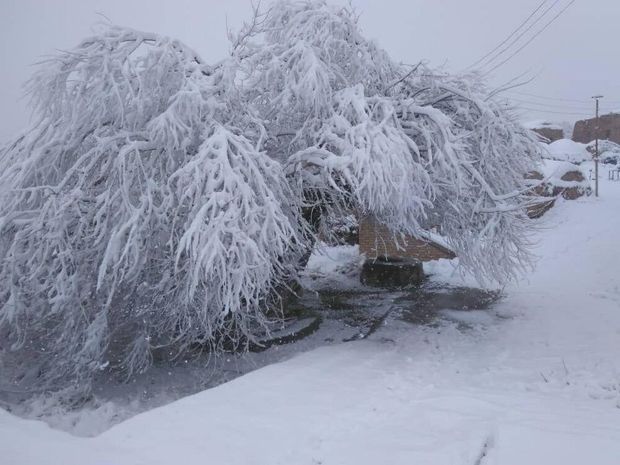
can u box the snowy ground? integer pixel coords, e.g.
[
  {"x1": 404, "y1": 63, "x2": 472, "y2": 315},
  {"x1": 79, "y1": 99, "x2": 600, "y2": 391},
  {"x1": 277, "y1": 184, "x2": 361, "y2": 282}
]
[{"x1": 2, "y1": 162, "x2": 620, "y2": 464}]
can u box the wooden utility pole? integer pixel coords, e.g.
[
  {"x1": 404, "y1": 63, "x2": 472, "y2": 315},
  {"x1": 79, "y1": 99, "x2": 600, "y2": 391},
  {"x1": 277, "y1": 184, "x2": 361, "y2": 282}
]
[{"x1": 592, "y1": 95, "x2": 604, "y2": 197}]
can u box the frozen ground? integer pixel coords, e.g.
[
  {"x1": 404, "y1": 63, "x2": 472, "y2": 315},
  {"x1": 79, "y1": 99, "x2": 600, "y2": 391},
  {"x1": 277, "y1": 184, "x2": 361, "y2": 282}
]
[
  {"x1": 2, "y1": 162, "x2": 620, "y2": 464},
  {"x1": 0, "y1": 242, "x2": 491, "y2": 436}
]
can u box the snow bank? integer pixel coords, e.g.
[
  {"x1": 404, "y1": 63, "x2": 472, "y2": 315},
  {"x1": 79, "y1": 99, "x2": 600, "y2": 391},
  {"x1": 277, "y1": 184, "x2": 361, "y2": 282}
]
[{"x1": 544, "y1": 139, "x2": 591, "y2": 163}]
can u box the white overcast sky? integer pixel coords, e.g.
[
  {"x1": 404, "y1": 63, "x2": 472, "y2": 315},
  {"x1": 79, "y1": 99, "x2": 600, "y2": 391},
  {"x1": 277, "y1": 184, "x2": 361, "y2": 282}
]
[{"x1": 1, "y1": 0, "x2": 619, "y2": 142}]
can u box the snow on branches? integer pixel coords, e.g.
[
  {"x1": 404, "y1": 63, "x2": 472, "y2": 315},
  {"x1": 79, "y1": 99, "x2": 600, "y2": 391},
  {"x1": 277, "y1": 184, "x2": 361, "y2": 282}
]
[
  {"x1": 242, "y1": 0, "x2": 541, "y2": 282},
  {"x1": 0, "y1": 25, "x2": 305, "y2": 392},
  {"x1": 0, "y1": 1, "x2": 541, "y2": 392}
]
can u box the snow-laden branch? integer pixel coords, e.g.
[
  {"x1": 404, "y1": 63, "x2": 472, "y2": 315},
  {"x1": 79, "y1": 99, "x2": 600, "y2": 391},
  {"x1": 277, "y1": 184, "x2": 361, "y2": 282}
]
[
  {"x1": 0, "y1": 25, "x2": 305, "y2": 393},
  {"x1": 286, "y1": 85, "x2": 433, "y2": 236},
  {"x1": 253, "y1": 1, "x2": 541, "y2": 283}
]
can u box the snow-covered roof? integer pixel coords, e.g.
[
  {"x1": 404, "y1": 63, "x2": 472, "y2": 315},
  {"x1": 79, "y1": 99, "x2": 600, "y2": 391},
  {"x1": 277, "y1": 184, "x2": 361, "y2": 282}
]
[{"x1": 523, "y1": 120, "x2": 563, "y2": 131}]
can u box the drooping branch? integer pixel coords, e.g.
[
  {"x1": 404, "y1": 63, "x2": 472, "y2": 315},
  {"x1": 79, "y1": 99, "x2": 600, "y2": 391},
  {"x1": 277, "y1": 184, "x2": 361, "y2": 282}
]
[{"x1": 0, "y1": 25, "x2": 306, "y2": 393}]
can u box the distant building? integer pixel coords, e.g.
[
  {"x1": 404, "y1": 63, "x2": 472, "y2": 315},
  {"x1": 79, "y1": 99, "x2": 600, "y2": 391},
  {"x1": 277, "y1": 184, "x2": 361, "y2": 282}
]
[
  {"x1": 573, "y1": 113, "x2": 620, "y2": 144},
  {"x1": 358, "y1": 215, "x2": 455, "y2": 262}
]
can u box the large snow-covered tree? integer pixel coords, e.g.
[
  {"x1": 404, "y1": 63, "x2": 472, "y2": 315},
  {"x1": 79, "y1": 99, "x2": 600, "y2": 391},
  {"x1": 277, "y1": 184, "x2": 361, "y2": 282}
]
[
  {"x1": 0, "y1": 0, "x2": 540, "y2": 393},
  {"x1": 238, "y1": 1, "x2": 541, "y2": 282}
]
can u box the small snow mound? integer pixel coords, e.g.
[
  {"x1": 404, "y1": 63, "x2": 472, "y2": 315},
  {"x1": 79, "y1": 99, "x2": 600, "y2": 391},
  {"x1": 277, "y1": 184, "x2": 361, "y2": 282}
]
[{"x1": 544, "y1": 139, "x2": 591, "y2": 163}]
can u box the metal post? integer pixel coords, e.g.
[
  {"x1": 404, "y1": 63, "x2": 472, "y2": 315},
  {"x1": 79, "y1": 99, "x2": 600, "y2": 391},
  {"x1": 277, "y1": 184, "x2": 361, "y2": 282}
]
[{"x1": 592, "y1": 95, "x2": 604, "y2": 197}]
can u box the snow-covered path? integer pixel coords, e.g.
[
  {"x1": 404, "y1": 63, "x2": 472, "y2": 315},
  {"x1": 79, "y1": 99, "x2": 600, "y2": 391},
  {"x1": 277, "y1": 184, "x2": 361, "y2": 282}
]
[{"x1": 3, "y1": 178, "x2": 620, "y2": 464}]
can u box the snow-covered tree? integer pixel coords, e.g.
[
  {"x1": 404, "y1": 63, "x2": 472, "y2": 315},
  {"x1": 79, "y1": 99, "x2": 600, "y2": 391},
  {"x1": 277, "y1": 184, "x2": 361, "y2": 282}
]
[
  {"x1": 238, "y1": 0, "x2": 540, "y2": 281},
  {"x1": 0, "y1": 26, "x2": 307, "y2": 392},
  {"x1": 0, "y1": 0, "x2": 541, "y2": 393}
]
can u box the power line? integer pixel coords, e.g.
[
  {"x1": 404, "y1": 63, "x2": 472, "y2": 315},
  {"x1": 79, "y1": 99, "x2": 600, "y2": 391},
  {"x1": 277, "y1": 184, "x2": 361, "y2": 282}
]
[
  {"x1": 500, "y1": 101, "x2": 592, "y2": 116},
  {"x1": 516, "y1": 107, "x2": 618, "y2": 118},
  {"x1": 478, "y1": 0, "x2": 562, "y2": 71},
  {"x1": 504, "y1": 90, "x2": 591, "y2": 103},
  {"x1": 512, "y1": 107, "x2": 592, "y2": 117},
  {"x1": 505, "y1": 97, "x2": 593, "y2": 110},
  {"x1": 484, "y1": 0, "x2": 576, "y2": 76},
  {"x1": 468, "y1": 0, "x2": 550, "y2": 70},
  {"x1": 506, "y1": 90, "x2": 620, "y2": 106}
]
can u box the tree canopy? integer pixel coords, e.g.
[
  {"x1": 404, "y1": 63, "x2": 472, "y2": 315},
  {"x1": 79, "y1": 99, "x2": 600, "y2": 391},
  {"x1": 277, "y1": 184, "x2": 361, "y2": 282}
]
[{"x1": 0, "y1": 0, "x2": 541, "y2": 393}]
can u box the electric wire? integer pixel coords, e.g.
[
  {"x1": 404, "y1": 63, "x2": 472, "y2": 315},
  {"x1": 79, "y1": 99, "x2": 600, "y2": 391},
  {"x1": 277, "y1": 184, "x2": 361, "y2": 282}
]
[
  {"x1": 483, "y1": 0, "x2": 576, "y2": 76},
  {"x1": 468, "y1": 0, "x2": 550, "y2": 70},
  {"x1": 478, "y1": 0, "x2": 562, "y2": 71}
]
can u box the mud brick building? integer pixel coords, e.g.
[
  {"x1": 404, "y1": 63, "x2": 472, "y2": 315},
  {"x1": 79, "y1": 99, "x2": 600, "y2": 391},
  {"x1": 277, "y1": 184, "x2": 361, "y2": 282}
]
[{"x1": 573, "y1": 113, "x2": 620, "y2": 144}]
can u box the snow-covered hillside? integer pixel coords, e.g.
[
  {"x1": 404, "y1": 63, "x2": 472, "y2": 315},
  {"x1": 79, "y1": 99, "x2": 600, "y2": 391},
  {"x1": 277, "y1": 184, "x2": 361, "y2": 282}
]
[{"x1": 2, "y1": 163, "x2": 620, "y2": 464}]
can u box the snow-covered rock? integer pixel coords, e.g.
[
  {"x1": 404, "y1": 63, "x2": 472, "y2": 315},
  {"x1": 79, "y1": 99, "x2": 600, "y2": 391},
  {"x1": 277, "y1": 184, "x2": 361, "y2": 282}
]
[
  {"x1": 526, "y1": 159, "x2": 591, "y2": 217},
  {"x1": 539, "y1": 159, "x2": 589, "y2": 188},
  {"x1": 529, "y1": 159, "x2": 590, "y2": 196}
]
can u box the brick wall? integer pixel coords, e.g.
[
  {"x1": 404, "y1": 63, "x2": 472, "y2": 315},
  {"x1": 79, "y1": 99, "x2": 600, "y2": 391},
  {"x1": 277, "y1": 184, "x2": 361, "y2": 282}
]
[{"x1": 358, "y1": 216, "x2": 455, "y2": 262}]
